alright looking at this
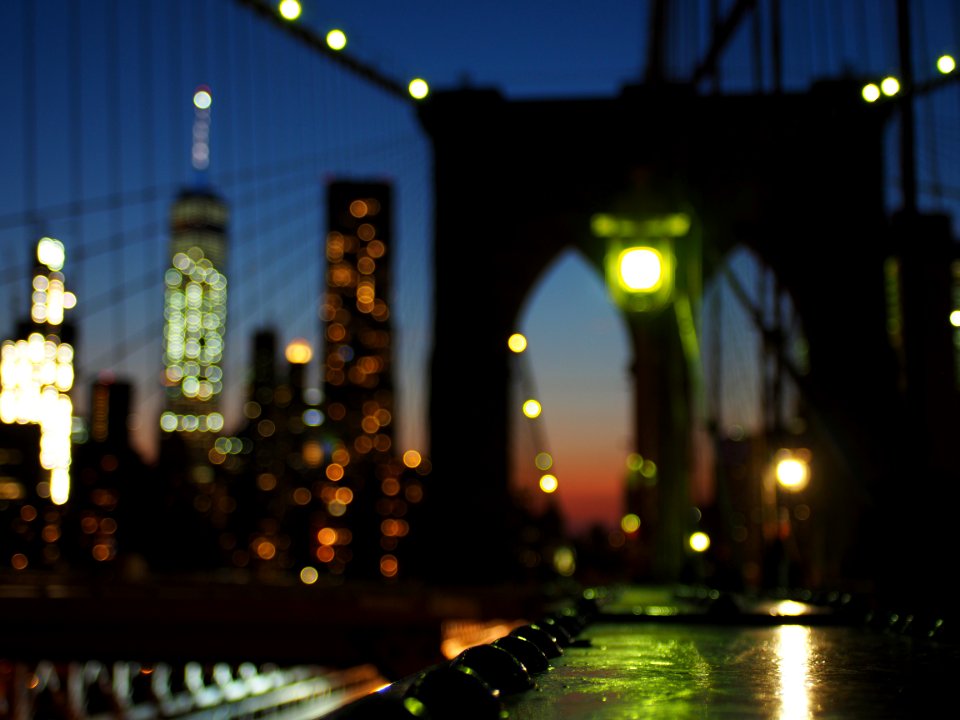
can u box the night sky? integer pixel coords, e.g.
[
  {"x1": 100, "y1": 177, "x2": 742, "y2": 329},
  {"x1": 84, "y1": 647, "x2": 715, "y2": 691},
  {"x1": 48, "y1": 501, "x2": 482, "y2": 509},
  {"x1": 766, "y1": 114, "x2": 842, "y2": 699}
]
[{"x1": 1, "y1": 0, "x2": 958, "y2": 536}]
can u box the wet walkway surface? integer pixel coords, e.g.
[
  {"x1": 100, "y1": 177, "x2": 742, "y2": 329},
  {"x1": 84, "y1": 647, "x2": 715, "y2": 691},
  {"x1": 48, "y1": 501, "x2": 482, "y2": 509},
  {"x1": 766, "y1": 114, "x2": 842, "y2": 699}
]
[
  {"x1": 504, "y1": 587, "x2": 960, "y2": 719},
  {"x1": 506, "y1": 621, "x2": 958, "y2": 719}
]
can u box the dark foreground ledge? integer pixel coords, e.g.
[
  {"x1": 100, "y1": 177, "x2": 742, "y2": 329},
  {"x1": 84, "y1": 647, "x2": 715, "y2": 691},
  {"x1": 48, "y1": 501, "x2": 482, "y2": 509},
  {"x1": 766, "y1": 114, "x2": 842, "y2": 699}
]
[{"x1": 325, "y1": 584, "x2": 960, "y2": 719}]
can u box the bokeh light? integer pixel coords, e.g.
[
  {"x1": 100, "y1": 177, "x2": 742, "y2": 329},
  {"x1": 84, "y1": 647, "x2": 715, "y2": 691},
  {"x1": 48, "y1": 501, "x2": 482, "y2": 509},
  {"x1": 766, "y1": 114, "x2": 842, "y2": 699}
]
[
  {"x1": 522, "y1": 399, "x2": 542, "y2": 418},
  {"x1": 618, "y1": 247, "x2": 662, "y2": 291},
  {"x1": 507, "y1": 333, "x2": 527, "y2": 353},
  {"x1": 285, "y1": 338, "x2": 312, "y2": 364},
  {"x1": 553, "y1": 546, "x2": 576, "y2": 576},
  {"x1": 408, "y1": 78, "x2": 430, "y2": 99},
  {"x1": 621, "y1": 513, "x2": 641, "y2": 534},
  {"x1": 539, "y1": 474, "x2": 558, "y2": 493},
  {"x1": 775, "y1": 455, "x2": 810, "y2": 491},
  {"x1": 37, "y1": 237, "x2": 65, "y2": 270},
  {"x1": 278, "y1": 0, "x2": 302, "y2": 21},
  {"x1": 326, "y1": 29, "x2": 347, "y2": 51},
  {"x1": 193, "y1": 87, "x2": 212, "y2": 109},
  {"x1": 689, "y1": 531, "x2": 711, "y2": 552}
]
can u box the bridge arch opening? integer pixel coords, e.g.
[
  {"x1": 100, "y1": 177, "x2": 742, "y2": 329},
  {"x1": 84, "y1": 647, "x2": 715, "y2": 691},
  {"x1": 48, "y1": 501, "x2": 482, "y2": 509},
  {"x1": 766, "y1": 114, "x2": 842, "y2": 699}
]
[
  {"x1": 508, "y1": 246, "x2": 632, "y2": 542},
  {"x1": 700, "y1": 242, "x2": 819, "y2": 588}
]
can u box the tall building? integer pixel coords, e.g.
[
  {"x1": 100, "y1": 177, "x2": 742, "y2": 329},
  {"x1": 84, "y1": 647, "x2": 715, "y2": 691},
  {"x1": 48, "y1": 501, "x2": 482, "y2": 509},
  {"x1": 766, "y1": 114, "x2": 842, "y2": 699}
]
[
  {"x1": 159, "y1": 86, "x2": 228, "y2": 479},
  {"x1": 0, "y1": 237, "x2": 77, "y2": 506},
  {"x1": 159, "y1": 188, "x2": 228, "y2": 475},
  {"x1": 221, "y1": 331, "x2": 327, "y2": 578},
  {"x1": 320, "y1": 180, "x2": 409, "y2": 578},
  {"x1": 0, "y1": 237, "x2": 77, "y2": 571},
  {"x1": 68, "y1": 376, "x2": 153, "y2": 570}
]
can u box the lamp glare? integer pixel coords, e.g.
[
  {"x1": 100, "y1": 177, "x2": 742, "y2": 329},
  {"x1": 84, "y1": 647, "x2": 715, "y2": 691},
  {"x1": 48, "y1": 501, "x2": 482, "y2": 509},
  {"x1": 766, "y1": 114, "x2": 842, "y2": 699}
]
[
  {"x1": 278, "y1": 0, "x2": 302, "y2": 21},
  {"x1": 326, "y1": 29, "x2": 347, "y2": 51},
  {"x1": 618, "y1": 247, "x2": 662, "y2": 291},
  {"x1": 408, "y1": 78, "x2": 430, "y2": 100},
  {"x1": 861, "y1": 83, "x2": 881, "y2": 102}
]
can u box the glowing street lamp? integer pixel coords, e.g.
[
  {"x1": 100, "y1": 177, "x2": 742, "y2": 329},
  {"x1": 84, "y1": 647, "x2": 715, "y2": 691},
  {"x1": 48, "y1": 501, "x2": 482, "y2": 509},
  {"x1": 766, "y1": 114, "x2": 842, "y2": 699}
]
[
  {"x1": 594, "y1": 212, "x2": 687, "y2": 313},
  {"x1": 774, "y1": 448, "x2": 811, "y2": 492},
  {"x1": 760, "y1": 447, "x2": 812, "y2": 586},
  {"x1": 618, "y1": 247, "x2": 663, "y2": 292},
  {"x1": 689, "y1": 531, "x2": 711, "y2": 553}
]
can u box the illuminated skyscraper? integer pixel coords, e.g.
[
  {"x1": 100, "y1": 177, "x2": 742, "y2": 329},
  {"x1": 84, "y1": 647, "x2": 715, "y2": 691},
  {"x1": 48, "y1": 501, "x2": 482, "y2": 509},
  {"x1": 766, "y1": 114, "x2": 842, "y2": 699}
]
[
  {"x1": 159, "y1": 87, "x2": 228, "y2": 472},
  {"x1": 320, "y1": 180, "x2": 410, "y2": 578},
  {"x1": 0, "y1": 238, "x2": 77, "y2": 573},
  {"x1": 0, "y1": 237, "x2": 77, "y2": 507},
  {"x1": 159, "y1": 190, "x2": 228, "y2": 457}
]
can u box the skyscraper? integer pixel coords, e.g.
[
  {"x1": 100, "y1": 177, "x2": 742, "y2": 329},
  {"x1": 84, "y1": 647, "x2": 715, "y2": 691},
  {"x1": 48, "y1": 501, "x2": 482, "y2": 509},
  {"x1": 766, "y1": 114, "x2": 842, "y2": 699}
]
[
  {"x1": 320, "y1": 180, "x2": 408, "y2": 578},
  {"x1": 159, "y1": 87, "x2": 228, "y2": 478},
  {"x1": 0, "y1": 237, "x2": 77, "y2": 507},
  {"x1": 159, "y1": 188, "x2": 228, "y2": 472},
  {"x1": 0, "y1": 237, "x2": 77, "y2": 572}
]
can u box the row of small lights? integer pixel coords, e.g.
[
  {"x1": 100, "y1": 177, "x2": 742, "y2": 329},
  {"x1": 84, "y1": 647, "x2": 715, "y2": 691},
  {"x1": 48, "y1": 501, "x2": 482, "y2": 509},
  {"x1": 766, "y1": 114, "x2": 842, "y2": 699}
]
[
  {"x1": 277, "y1": 0, "x2": 430, "y2": 100},
  {"x1": 507, "y1": 333, "x2": 559, "y2": 495},
  {"x1": 861, "y1": 53, "x2": 956, "y2": 102},
  {"x1": 508, "y1": 331, "x2": 720, "y2": 557}
]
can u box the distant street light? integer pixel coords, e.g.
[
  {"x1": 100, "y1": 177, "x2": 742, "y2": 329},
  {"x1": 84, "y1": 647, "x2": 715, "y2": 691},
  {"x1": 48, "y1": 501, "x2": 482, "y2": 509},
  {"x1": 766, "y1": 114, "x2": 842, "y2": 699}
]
[
  {"x1": 881, "y1": 76, "x2": 901, "y2": 96},
  {"x1": 774, "y1": 449, "x2": 811, "y2": 492},
  {"x1": 539, "y1": 474, "x2": 558, "y2": 493},
  {"x1": 326, "y1": 29, "x2": 347, "y2": 51},
  {"x1": 689, "y1": 531, "x2": 711, "y2": 552},
  {"x1": 522, "y1": 399, "x2": 542, "y2": 418},
  {"x1": 507, "y1": 332, "x2": 527, "y2": 353},
  {"x1": 278, "y1": 0, "x2": 302, "y2": 21},
  {"x1": 408, "y1": 78, "x2": 430, "y2": 100}
]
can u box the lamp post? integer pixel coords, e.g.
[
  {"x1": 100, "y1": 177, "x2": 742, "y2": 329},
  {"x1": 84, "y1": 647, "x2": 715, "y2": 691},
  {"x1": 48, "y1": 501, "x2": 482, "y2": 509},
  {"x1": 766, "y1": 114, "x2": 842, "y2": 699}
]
[
  {"x1": 593, "y1": 210, "x2": 697, "y2": 580},
  {"x1": 761, "y1": 448, "x2": 811, "y2": 588}
]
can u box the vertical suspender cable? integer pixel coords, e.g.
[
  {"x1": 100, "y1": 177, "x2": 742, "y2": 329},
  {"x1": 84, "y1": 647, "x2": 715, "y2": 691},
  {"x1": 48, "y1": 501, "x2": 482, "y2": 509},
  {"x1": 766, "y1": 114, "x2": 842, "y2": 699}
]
[
  {"x1": 69, "y1": 0, "x2": 86, "y2": 405},
  {"x1": 896, "y1": 0, "x2": 917, "y2": 213},
  {"x1": 829, "y1": 0, "x2": 847, "y2": 72},
  {"x1": 751, "y1": 0, "x2": 763, "y2": 92},
  {"x1": 770, "y1": 0, "x2": 782, "y2": 94},
  {"x1": 22, "y1": 0, "x2": 38, "y2": 315},
  {"x1": 915, "y1": 4, "x2": 942, "y2": 206},
  {"x1": 817, "y1": 0, "x2": 835, "y2": 77},
  {"x1": 245, "y1": 9, "x2": 266, "y2": 329},
  {"x1": 854, "y1": 0, "x2": 870, "y2": 70},
  {"x1": 709, "y1": 0, "x2": 720, "y2": 92},
  {"x1": 107, "y1": 0, "x2": 127, "y2": 375}
]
